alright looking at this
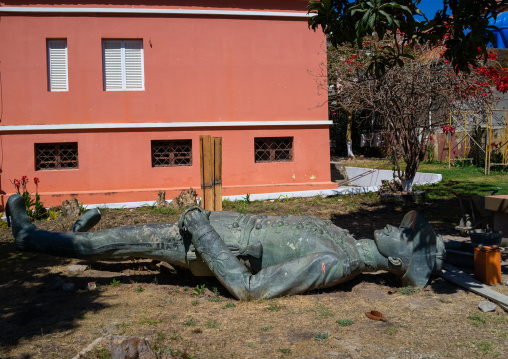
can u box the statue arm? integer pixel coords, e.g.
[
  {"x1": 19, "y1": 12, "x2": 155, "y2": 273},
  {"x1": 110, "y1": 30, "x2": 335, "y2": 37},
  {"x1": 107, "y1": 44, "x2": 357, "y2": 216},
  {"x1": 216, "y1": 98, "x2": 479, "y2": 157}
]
[{"x1": 181, "y1": 208, "x2": 344, "y2": 300}]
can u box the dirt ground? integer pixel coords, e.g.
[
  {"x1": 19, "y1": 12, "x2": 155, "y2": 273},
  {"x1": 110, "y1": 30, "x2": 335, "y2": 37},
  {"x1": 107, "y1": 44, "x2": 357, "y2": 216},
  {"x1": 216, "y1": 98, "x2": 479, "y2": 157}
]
[{"x1": 1, "y1": 194, "x2": 507, "y2": 359}]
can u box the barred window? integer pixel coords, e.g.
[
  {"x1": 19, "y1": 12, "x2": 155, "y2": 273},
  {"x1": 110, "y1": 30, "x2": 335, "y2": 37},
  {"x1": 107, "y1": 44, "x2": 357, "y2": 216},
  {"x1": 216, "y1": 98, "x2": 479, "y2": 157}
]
[
  {"x1": 255, "y1": 137, "x2": 293, "y2": 163},
  {"x1": 35, "y1": 142, "x2": 79, "y2": 170},
  {"x1": 152, "y1": 140, "x2": 192, "y2": 167}
]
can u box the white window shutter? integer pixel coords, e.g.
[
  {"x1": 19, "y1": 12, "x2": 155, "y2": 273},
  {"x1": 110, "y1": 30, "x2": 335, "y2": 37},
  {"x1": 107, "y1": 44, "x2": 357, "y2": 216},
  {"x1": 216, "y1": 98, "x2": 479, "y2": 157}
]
[
  {"x1": 124, "y1": 40, "x2": 144, "y2": 90},
  {"x1": 103, "y1": 40, "x2": 144, "y2": 91},
  {"x1": 47, "y1": 40, "x2": 68, "y2": 92},
  {"x1": 103, "y1": 40, "x2": 124, "y2": 90}
]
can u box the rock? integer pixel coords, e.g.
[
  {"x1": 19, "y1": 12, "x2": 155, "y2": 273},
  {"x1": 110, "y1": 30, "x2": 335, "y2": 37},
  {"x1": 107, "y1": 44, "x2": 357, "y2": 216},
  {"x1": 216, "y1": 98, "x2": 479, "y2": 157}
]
[
  {"x1": 169, "y1": 188, "x2": 198, "y2": 210},
  {"x1": 156, "y1": 190, "x2": 170, "y2": 208},
  {"x1": 478, "y1": 301, "x2": 497, "y2": 312},
  {"x1": 156, "y1": 261, "x2": 176, "y2": 273},
  {"x1": 110, "y1": 336, "x2": 156, "y2": 359},
  {"x1": 62, "y1": 283, "x2": 75, "y2": 292},
  {"x1": 52, "y1": 277, "x2": 65, "y2": 290},
  {"x1": 61, "y1": 198, "x2": 82, "y2": 218},
  {"x1": 67, "y1": 264, "x2": 89, "y2": 272}
]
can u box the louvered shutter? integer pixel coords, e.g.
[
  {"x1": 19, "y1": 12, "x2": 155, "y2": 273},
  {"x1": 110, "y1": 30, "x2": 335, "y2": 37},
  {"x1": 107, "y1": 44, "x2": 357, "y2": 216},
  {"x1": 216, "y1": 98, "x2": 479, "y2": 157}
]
[
  {"x1": 124, "y1": 40, "x2": 144, "y2": 90},
  {"x1": 103, "y1": 40, "x2": 124, "y2": 90},
  {"x1": 103, "y1": 40, "x2": 144, "y2": 91},
  {"x1": 47, "y1": 40, "x2": 68, "y2": 92}
]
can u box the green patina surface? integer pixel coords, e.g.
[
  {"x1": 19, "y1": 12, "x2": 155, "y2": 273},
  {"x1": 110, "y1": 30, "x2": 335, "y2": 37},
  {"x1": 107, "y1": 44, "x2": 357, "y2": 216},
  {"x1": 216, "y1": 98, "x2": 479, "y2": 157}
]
[{"x1": 6, "y1": 194, "x2": 444, "y2": 300}]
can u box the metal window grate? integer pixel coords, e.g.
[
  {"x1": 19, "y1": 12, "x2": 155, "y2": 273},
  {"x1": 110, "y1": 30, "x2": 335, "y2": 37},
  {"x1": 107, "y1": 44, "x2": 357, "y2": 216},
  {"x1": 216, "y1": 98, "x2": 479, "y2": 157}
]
[
  {"x1": 255, "y1": 137, "x2": 293, "y2": 163},
  {"x1": 35, "y1": 142, "x2": 79, "y2": 170},
  {"x1": 152, "y1": 140, "x2": 192, "y2": 167}
]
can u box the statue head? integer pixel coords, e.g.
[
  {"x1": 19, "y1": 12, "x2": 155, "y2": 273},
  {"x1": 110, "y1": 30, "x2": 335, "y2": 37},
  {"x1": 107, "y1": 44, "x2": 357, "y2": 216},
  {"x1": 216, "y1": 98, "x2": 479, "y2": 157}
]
[{"x1": 374, "y1": 211, "x2": 445, "y2": 287}]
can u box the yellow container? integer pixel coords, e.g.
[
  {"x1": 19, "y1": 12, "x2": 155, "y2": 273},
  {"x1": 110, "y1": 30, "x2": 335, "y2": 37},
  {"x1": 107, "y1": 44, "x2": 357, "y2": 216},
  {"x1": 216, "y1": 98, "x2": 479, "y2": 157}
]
[{"x1": 474, "y1": 245, "x2": 502, "y2": 285}]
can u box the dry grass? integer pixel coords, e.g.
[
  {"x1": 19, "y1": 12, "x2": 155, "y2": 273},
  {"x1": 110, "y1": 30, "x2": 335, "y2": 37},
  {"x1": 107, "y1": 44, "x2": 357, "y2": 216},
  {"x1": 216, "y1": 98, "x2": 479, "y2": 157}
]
[{"x1": 1, "y1": 192, "x2": 507, "y2": 358}]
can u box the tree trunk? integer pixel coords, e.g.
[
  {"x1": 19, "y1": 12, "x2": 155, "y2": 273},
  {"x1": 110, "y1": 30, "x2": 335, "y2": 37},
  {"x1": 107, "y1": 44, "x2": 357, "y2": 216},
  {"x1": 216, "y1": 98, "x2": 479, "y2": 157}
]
[
  {"x1": 346, "y1": 112, "x2": 354, "y2": 158},
  {"x1": 400, "y1": 177, "x2": 414, "y2": 192}
]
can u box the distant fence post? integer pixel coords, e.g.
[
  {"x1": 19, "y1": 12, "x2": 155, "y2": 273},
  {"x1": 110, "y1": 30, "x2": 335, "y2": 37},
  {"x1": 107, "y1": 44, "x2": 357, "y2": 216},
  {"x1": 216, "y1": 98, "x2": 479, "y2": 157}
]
[{"x1": 199, "y1": 135, "x2": 222, "y2": 211}]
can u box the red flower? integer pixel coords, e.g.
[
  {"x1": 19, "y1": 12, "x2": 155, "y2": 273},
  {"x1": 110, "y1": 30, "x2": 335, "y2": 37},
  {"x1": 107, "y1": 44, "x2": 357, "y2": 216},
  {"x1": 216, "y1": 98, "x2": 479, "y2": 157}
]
[
  {"x1": 34, "y1": 177, "x2": 40, "y2": 185},
  {"x1": 442, "y1": 125, "x2": 455, "y2": 135},
  {"x1": 429, "y1": 136, "x2": 433, "y2": 141}
]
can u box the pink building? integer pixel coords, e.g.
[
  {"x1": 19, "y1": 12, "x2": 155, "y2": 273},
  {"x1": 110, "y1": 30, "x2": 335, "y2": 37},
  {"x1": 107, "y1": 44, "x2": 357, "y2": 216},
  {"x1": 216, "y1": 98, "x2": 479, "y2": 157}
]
[{"x1": 0, "y1": 1, "x2": 335, "y2": 208}]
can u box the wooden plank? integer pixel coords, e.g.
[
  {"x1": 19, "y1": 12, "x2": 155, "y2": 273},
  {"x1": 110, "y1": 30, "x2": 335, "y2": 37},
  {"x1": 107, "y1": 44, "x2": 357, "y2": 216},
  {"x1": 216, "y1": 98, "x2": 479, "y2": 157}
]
[
  {"x1": 440, "y1": 263, "x2": 508, "y2": 312},
  {"x1": 213, "y1": 137, "x2": 223, "y2": 211},
  {"x1": 200, "y1": 135, "x2": 214, "y2": 211},
  {"x1": 199, "y1": 136, "x2": 205, "y2": 208}
]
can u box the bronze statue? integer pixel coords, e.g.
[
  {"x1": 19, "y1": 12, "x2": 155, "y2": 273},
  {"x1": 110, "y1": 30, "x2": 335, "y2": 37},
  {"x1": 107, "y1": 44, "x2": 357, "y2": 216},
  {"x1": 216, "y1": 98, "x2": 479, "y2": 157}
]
[{"x1": 6, "y1": 194, "x2": 445, "y2": 300}]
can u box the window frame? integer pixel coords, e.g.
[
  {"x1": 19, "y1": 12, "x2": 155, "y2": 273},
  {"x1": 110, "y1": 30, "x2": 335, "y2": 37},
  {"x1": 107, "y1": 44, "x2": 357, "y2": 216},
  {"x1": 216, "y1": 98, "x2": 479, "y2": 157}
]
[
  {"x1": 102, "y1": 39, "x2": 145, "y2": 91},
  {"x1": 47, "y1": 39, "x2": 69, "y2": 92},
  {"x1": 35, "y1": 142, "x2": 79, "y2": 171},
  {"x1": 254, "y1": 137, "x2": 294, "y2": 163},
  {"x1": 151, "y1": 139, "x2": 193, "y2": 167}
]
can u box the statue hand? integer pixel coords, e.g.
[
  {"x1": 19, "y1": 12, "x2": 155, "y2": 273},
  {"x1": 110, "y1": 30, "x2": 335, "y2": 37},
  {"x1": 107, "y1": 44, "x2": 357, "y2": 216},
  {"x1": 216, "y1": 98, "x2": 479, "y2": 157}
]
[{"x1": 178, "y1": 206, "x2": 211, "y2": 236}]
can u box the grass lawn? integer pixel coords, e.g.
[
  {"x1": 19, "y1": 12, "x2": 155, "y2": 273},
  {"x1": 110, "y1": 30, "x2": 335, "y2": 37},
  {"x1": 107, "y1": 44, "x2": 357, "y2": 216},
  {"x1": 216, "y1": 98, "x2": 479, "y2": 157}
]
[
  {"x1": 417, "y1": 162, "x2": 508, "y2": 198},
  {"x1": 343, "y1": 158, "x2": 508, "y2": 198}
]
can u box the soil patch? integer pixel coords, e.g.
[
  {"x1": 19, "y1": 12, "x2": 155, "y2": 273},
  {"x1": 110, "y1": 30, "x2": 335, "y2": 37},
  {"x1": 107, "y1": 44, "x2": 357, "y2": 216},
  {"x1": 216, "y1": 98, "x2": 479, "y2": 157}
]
[{"x1": 1, "y1": 194, "x2": 508, "y2": 358}]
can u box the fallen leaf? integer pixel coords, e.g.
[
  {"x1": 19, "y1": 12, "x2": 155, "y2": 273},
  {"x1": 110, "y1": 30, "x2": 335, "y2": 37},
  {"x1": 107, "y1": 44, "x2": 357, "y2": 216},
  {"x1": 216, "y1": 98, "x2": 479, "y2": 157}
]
[{"x1": 365, "y1": 310, "x2": 387, "y2": 321}]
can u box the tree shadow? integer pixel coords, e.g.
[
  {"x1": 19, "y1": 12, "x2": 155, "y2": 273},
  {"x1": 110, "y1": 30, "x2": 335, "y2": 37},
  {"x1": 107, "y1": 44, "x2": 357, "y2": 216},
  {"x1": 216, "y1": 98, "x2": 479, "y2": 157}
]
[
  {"x1": 0, "y1": 241, "x2": 107, "y2": 349},
  {"x1": 0, "y1": 238, "x2": 233, "y2": 351},
  {"x1": 328, "y1": 196, "x2": 487, "y2": 296}
]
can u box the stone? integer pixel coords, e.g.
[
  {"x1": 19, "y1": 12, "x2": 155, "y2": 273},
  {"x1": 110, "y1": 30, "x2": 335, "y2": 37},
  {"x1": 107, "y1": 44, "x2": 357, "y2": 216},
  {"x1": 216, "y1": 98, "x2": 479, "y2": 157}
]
[
  {"x1": 156, "y1": 190, "x2": 169, "y2": 208},
  {"x1": 62, "y1": 283, "x2": 75, "y2": 292},
  {"x1": 169, "y1": 188, "x2": 198, "y2": 209},
  {"x1": 61, "y1": 198, "x2": 82, "y2": 218},
  {"x1": 478, "y1": 300, "x2": 497, "y2": 312},
  {"x1": 110, "y1": 336, "x2": 156, "y2": 359},
  {"x1": 52, "y1": 277, "x2": 65, "y2": 290},
  {"x1": 67, "y1": 264, "x2": 89, "y2": 272}
]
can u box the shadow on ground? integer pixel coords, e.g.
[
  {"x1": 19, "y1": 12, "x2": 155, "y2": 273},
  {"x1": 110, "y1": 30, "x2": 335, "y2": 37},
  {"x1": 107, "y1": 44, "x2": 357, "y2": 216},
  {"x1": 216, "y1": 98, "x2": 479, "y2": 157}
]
[
  {"x1": 0, "y1": 240, "x2": 105, "y2": 348},
  {"x1": 0, "y1": 192, "x2": 503, "y2": 350}
]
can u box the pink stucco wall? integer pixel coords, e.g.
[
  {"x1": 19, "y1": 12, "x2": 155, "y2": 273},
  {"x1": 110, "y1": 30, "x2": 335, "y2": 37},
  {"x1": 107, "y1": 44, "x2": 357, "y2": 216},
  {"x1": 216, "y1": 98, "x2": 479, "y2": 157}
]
[{"x1": 0, "y1": 1, "x2": 334, "y2": 207}]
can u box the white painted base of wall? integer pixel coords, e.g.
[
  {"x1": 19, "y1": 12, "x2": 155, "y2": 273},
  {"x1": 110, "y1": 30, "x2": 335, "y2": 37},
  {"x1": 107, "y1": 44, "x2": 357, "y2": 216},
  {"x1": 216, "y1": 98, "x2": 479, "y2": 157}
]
[{"x1": 80, "y1": 185, "x2": 406, "y2": 209}]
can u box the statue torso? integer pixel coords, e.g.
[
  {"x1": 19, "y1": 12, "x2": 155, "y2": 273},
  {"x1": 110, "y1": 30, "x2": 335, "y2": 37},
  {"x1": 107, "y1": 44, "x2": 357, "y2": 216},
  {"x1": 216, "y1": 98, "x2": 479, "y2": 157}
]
[{"x1": 208, "y1": 212, "x2": 363, "y2": 274}]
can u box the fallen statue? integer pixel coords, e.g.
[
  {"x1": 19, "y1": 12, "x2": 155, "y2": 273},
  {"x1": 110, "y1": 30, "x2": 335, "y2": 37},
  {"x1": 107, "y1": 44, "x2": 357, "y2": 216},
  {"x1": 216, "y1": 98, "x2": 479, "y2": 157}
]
[{"x1": 6, "y1": 194, "x2": 445, "y2": 300}]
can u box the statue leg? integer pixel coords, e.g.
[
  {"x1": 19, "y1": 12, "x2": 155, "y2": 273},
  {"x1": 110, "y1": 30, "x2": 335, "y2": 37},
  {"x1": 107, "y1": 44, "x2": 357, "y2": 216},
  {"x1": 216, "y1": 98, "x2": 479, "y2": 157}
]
[
  {"x1": 181, "y1": 207, "x2": 346, "y2": 300},
  {"x1": 6, "y1": 194, "x2": 187, "y2": 265}
]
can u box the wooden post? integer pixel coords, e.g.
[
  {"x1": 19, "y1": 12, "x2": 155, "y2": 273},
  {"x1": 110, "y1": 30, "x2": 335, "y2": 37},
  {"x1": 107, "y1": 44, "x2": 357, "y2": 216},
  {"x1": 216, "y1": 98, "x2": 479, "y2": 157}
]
[
  {"x1": 199, "y1": 135, "x2": 222, "y2": 211},
  {"x1": 213, "y1": 137, "x2": 223, "y2": 211}
]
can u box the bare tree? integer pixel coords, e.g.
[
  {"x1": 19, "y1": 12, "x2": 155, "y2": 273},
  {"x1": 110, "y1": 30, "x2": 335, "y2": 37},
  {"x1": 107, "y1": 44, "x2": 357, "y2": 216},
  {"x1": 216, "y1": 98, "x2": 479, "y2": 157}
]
[{"x1": 320, "y1": 41, "x2": 502, "y2": 190}]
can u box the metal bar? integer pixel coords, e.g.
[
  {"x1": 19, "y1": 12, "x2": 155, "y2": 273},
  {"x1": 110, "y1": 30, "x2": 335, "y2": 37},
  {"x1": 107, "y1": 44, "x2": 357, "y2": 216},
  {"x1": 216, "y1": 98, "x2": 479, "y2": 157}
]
[
  {"x1": 440, "y1": 264, "x2": 508, "y2": 312},
  {"x1": 448, "y1": 112, "x2": 452, "y2": 168}
]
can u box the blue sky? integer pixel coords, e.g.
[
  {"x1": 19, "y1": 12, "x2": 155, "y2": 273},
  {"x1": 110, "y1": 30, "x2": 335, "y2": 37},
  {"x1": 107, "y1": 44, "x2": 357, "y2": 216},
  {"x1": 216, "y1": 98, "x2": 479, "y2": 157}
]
[{"x1": 417, "y1": 1, "x2": 445, "y2": 20}]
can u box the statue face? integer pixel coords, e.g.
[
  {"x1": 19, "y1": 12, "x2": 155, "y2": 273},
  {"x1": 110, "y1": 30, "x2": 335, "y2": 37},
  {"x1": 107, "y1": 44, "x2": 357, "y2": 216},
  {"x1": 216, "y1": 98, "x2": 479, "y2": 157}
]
[{"x1": 373, "y1": 225, "x2": 413, "y2": 270}]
